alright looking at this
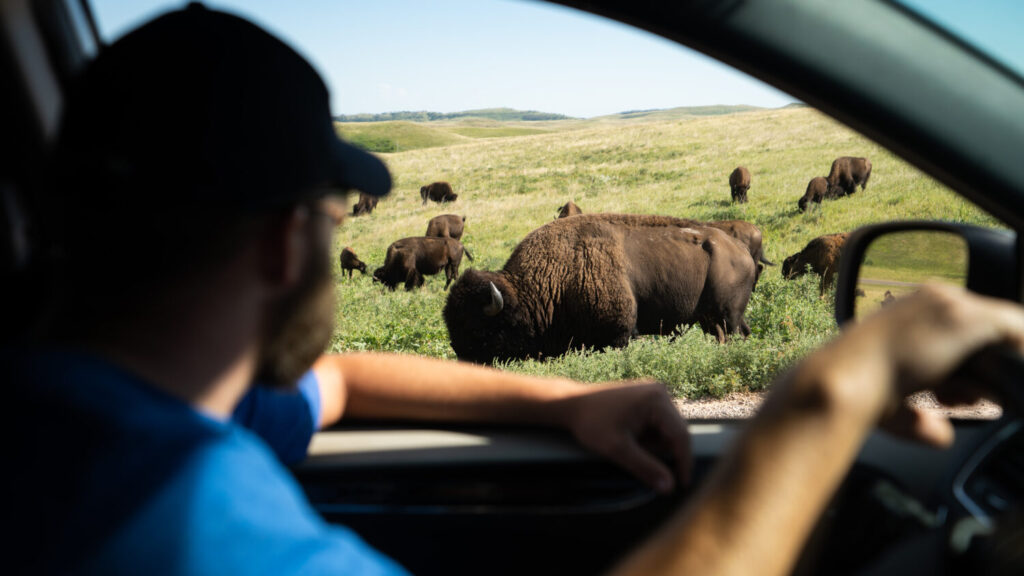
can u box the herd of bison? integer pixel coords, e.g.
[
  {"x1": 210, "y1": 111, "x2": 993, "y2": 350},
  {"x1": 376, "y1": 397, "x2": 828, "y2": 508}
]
[{"x1": 339, "y1": 155, "x2": 872, "y2": 364}]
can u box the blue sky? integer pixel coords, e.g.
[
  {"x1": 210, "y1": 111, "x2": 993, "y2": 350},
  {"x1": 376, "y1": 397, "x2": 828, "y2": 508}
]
[
  {"x1": 91, "y1": 1, "x2": 1023, "y2": 119},
  {"x1": 90, "y1": 0, "x2": 796, "y2": 118}
]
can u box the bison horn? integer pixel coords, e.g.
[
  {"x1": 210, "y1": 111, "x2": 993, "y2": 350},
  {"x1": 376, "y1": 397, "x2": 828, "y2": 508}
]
[{"x1": 483, "y1": 281, "x2": 504, "y2": 316}]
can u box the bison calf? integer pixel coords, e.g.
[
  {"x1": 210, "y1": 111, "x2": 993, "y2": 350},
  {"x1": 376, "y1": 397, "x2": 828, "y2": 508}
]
[
  {"x1": 339, "y1": 247, "x2": 367, "y2": 279},
  {"x1": 729, "y1": 166, "x2": 751, "y2": 203},
  {"x1": 782, "y1": 232, "x2": 849, "y2": 294},
  {"x1": 826, "y1": 156, "x2": 872, "y2": 198},
  {"x1": 425, "y1": 214, "x2": 466, "y2": 240},
  {"x1": 444, "y1": 213, "x2": 756, "y2": 364},
  {"x1": 420, "y1": 181, "x2": 458, "y2": 205},
  {"x1": 373, "y1": 236, "x2": 473, "y2": 291},
  {"x1": 557, "y1": 201, "x2": 582, "y2": 218},
  {"x1": 798, "y1": 176, "x2": 830, "y2": 212}
]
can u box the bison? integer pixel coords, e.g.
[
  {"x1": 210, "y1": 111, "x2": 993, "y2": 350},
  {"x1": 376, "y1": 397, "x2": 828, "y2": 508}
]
[
  {"x1": 373, "y1": 236, "x2": 473, "y2": 291},
  {"x1": 425, "y1": 214, "x2": 466, "y2": 240},
  {"x1": 798, "y1": 176, "x2": 830, "y2": 212},
  {"x1": 443, "y1": 213, "x2": 757, "y2": 364},
  {"x1": 352, "y1": 192, "x2": 379, "y2": 216},
  {"x1": 339, "y1": 247, "x2": 367, "y2": 279},
  {"x1": 420, "y1": 181, "x2": 458, "y2": 205},
  {"x1": 729, "y1": 166, "x2": 751, "y2": 203},
  {"x1": 826, "y1": 156, "x2": 872, "y2": 198},
  {"x1": 557, "y1": 201, "x2": 582, "y2": 218},
  {"x1": 782, "y1": 232, "x2": 849, "y2": 294},
  {"x1": 881, "y1": 290, "x2": 896, "y2": 307},
  {"x1": 701, "y1": 219, "x2": 775, "y2": 285}
]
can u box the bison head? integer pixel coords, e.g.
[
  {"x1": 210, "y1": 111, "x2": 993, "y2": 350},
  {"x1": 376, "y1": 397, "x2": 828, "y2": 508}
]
[
  {"x1": 781, "y1": 254, "x2": 800, "y2": 279},
  {"x1": 797, "y1": 196, "x2": 809, "y2": 212},
  {"x1": 443, "y1": 270, "x2": 532, "y2": 364},
  {"x1": 372, "y1": 267, "x2": 396, "y2": 290}
]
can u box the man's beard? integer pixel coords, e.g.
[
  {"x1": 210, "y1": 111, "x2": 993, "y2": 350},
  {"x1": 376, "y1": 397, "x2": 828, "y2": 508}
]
[{"x1": 255, "y1": 234, "x2": 336, "y2": 389}]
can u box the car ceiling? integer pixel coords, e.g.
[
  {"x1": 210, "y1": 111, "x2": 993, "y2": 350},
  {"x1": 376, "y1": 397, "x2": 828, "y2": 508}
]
[{"x1": 550, "y1": 0, "x2": 1024, "y2": 237}]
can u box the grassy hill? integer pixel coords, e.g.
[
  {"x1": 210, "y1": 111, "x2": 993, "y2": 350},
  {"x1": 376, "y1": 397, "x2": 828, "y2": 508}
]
[
  {"x1": 596, "y1": 104, "x2": 764, "y2": 121},
  {"x1": 334, "y1": 107, "x2": 573, "y2": 123},
  {"x1": 328, "y1": 107, "x2": 1000, "y2": 399}
]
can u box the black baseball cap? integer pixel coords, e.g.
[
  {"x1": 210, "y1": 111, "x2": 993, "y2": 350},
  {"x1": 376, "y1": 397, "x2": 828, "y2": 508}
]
[{"x1": 57, "y1": 2, "x2": 390, "y2": 208}]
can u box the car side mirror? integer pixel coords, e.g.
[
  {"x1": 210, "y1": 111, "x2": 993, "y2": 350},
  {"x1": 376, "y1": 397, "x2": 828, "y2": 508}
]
[{"x1": 835, "y1": 222, "x2": 1018, "y2": 326}]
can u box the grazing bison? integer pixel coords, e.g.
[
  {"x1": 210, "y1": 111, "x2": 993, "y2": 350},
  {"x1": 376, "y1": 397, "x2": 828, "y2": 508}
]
[
  {"x1": 826, "y1": 156, "x2": 872, "y2": 197},
  {"x1": 373, "y1": 236, "x2": 473, "y2": 291},
  {"x1": 798, "y1": 176, "x2": 830, "y2": 212},
  {"x1": 881, "y1": 290, "x2": 897, "y2": 307},
  {"x1": 443, "y1": 213, "x2": 757, "y2": 364},
  {"x1": 557, "y1": 201, "x2": 583, "y2": 218},
  {"x1": 782, "y1": 232, "x2": 849, "y2": 294},
  {"x1": 339, "y1": 247, "x2": 367, "y2": 278},
  {"x1": 702, "y1": 219, "x2": 774, "y2": 285},
  {"x1": 729, "y1": 166, "x2": 751, "y2": 203},
  {"x1": 425, "y1": 214, "x2": 466, "y2": 240},
  {"x1": 420, "y1": 181, "x2": 458, "y2": 205},
  {"x1": 352, "y1": 192, "x2": 379, "y2": 216}
]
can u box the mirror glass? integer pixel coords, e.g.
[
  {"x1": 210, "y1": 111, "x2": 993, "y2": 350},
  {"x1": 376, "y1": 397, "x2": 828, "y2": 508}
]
[{"x1": 855, "y1": 230, "x2": 968, "y2": 320}]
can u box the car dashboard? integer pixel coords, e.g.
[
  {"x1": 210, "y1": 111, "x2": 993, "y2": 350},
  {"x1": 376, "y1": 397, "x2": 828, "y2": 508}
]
[{"x1": 293, "y1": 418, "x2": 1012, "y2": 575}]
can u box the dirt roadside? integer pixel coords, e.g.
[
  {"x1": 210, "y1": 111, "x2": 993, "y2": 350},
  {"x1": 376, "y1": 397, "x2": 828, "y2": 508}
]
[{"x1": 675, "y1": 391, "x2": 1003, "y2": 421}]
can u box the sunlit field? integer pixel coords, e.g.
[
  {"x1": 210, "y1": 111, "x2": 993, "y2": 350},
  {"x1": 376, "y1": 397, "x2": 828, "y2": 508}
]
[{"x1": 329, "y1": 106, "x2": 1000, "y2": 399}]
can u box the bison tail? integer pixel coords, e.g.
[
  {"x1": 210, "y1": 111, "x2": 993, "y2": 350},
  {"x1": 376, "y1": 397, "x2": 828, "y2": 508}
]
[
  {"x1": 760, "y1": 255, "x2": 775, "y2": 266},
  {"x1": 862, "y1": 165, "x2": 872, "y2": 190},
  {"x1": 463, "y1": 247, "x2": 474, "y2": 261}
]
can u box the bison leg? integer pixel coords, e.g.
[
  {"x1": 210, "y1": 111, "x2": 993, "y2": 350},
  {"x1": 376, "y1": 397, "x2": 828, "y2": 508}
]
[
  {"x1": 739, "y1": 319, "x2": 752, "y2": 338},
  {"x1": 404, "y1": 269, "x2": 419, "y2": 291}
]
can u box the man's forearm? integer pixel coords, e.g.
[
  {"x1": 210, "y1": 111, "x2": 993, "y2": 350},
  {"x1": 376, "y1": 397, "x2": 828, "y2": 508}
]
[
  {"x1": 610, "y1": 358, "x2": 881, "y2": 576},
  {"x1": 313, "y1": 352, "x2": 587, "y2": 428}
]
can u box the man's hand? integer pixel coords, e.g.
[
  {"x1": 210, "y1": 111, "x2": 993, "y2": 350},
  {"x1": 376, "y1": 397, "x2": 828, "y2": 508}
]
[
  {"x1": 562, "y1": 381, "x2": 691, "y2": 494},
  {"x1": 800, "y1": 284, "x2": 1024, "y2": 447}
]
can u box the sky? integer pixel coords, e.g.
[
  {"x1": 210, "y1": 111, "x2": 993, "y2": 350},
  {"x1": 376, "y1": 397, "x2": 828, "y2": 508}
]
[
  {"x1": 89, "y1": 0, "x2": 797, "y2": 118},
  {"x1": 90, "y1": 1, "x2": 1023, "y2": 119}
]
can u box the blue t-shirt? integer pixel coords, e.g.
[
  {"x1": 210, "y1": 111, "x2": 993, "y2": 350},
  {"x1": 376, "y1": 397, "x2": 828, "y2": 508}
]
[
  {"x1": 233, "y1": 371, "x2": 322, "y2": 465},
  {"x1": 4, "y1": 349, "x2": 409, "y2": 575}
]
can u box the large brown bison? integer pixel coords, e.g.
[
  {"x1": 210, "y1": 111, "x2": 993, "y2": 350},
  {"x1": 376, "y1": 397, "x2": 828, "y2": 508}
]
[
  {"x1": 826, "y1": 156, "x2": 872, "y2": 197},
  {"x1": 339, "y1": 247, "x2": 367, "y2": 279},
  {"x1": 729, "y1": 166, "x2": 751, "y2": 203},
  {"x1": 702, "y1": 219, "x2": 775, "y2": 280},
  {"x1": 797, "y1": 176, "x2": 832, "y2": 212},
  {"x1": 425, "y1": 214, "x2": 466, "y2": 240},
  {"x1": 557, "y1": 201, "x2": 582, "y2": 218},
  {"x1": 782, "y1": 232, "x2": 849, "y2": 293},
  {"x1": 443, "y1": 214, "x2": 757, "y2": 364},
  {"x1": 373, "y1": 236, "x2": 473, "y2": 291},
  {"x1": 420, "y1": 181, "x2": 458, "y2": 205},
  {"x1": 352, "y1": 192, "x2": 379, "y2": 216}
]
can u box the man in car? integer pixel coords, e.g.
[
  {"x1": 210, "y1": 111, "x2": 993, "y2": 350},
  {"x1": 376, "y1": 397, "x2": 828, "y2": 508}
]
[
  {"x1": 7, "y1": 5, "x2": 687, "y2": 574},
  {"x1": 9, "y1": 5, "x2": 1023, "y2": 576}
]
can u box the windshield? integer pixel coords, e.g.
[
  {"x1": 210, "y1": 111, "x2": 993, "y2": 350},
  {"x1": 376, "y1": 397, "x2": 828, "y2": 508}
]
[
  {"x1": 896, "y1": 0, "x2": 1024, "y2": 80},
  {"x1": 89, "y1": 0, "x2": 1005, "y2": 419}
]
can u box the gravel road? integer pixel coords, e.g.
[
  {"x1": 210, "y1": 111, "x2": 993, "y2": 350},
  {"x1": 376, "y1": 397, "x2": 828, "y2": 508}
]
[{"x1": 675, "y1": 391, "x2": 1002, "y2": 421}]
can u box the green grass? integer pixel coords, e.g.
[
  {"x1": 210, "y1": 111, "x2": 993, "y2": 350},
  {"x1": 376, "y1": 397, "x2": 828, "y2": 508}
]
[
  {"x1": 335, "y1": 121, "x2": 470, "y2": 152},
  {"x1": 446, "y1": 126, "x2": 551, "y2": 138},
  {"x1": 329, "y1": 107, "x2": 1003, "y2": 399}
]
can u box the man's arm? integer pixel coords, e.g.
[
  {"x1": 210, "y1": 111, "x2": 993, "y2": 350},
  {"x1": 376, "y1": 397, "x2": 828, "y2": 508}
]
[
  {"x1": 609, "y1": 285, "x2": 1024, "y2": 576},
  {"x1": 312, "y1": 353, "x2": 691, "y2": 493}
]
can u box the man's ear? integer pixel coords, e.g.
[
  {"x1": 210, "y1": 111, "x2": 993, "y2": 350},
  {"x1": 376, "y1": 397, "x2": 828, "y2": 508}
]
[{"x1": 259, "y1": 206, "x2": 310, "y2": 291}]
